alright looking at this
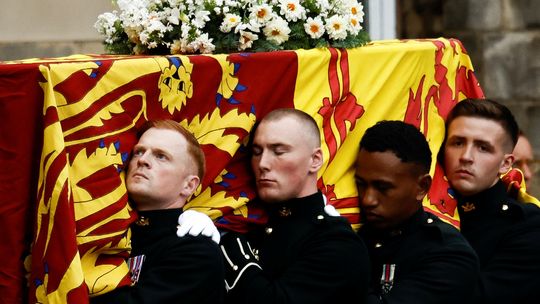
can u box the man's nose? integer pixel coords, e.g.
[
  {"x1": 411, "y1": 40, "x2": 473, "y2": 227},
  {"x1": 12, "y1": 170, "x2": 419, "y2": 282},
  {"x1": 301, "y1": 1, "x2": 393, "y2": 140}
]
[
  {"x1": 459, "y1": 145, "x2": 474, "y2": 163},
  {"x1": 359, "y1": 188, "x2": 377, "y2": 208},
  {"x1": 257, "y1": 151, "x2": 271, "y2": 171},
  {"x1": 137, "y1": 152, "x2": 151, "y2": 167}
]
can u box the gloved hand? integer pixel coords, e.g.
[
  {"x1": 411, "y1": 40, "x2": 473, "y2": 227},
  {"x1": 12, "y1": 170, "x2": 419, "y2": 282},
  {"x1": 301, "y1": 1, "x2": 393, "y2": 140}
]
[
  {"x1": 322, "y1": 195, "x2": 341, "y2": 217},
  {"x1": 177, "y1": 210, "x2": 220, "y2": 244},
  {"x1": 324, "y1": 204, "x2": 341, "y2": 217},
  {"x1": 220, "y1": 232, "x2": 261, "y2": 291}
]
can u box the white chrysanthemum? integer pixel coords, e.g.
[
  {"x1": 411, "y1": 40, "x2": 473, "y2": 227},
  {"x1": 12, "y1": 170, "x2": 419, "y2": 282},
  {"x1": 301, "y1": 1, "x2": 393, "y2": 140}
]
[
  {"x1": 238, "y1": 30, "x2": 258, "y2": 50},
  {"x1": 263, "y1": 17, "x2": 291, "y2": 45},
  {"x1": 303, "y1": 17, "x2": 325, "y2": 39},
  {"x1": 279, "y1": 0, "x2": 306, "y2": 22},
  {"x1": 349, "y1": 2, "x2": 365, "y2": 23},
  {"x1": 325, "y1": 15, "x2": 348, "y2": 40},
  {"x1": 348, "y1": 15, "x2": 363, "y2": 35},
  {"x1": 250, "y1": 4, "x2": 273, "y2": 24},
  {"x1": 219, "y1": 13, "x2": 242, "y2": 33}
]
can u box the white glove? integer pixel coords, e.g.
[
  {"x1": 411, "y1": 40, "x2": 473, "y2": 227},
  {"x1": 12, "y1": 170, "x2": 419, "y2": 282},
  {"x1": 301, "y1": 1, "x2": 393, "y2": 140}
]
[
  {"x1": 177, "y1": 210, "x2": 220, "y2": 244},
  {"x1": 322, "y1": 194, "x2": 341, "y2": 217},
  {"x1": 324, "y1": 204, "x2": 341, "y2": 217}
]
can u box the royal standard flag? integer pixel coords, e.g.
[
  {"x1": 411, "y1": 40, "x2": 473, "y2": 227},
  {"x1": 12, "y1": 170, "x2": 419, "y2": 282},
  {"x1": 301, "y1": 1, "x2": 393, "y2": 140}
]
[{"x1": 0, "y1": 38, "x2": 483, "y2": 303}]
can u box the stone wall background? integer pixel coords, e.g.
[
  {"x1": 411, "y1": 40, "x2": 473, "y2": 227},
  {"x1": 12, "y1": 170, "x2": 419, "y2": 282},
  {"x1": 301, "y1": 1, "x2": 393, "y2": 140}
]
[
  {"x1": 399, "y1": 0, "x2": 540, "y2": 196},
  {"x1": 0, "y1": 0, "x2": 110, "y2": 60},
  {"x1": 1, "y1": 0, "x2": 539, "y2": 194}
]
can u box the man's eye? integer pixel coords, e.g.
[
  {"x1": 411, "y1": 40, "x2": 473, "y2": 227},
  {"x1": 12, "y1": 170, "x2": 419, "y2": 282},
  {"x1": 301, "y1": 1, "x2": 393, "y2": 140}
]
[
  {"x1": 133, "y1": 149, "x2": 144, "y2": 156},
  {"x1": 252, "y1": 147, "x2": 262, "y2": 156},
  {"x1": 450, "y1": 140, "x2": 462, "y2": 147},
  {"x1": 156, "y1": 153, "x2": 167, "y2": 160},
  {"x1": 375, "y1": 183, "x2": 392, "y2": 193},
  {"x1": 477, "y1": 144, "x2": 492, "y2": 152}
]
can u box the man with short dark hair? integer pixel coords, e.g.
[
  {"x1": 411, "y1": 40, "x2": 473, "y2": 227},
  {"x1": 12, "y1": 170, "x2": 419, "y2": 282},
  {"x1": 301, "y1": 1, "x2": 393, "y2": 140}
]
[
  {"x1": 355, "y1": 120, "x2": 479, "y2": 303},
  {"x1": 442, "y1": 98, "x2": 540, "y2": 303},
  {"x1": 220, "y1": 108, "x2": 370, "y2": 304},
  {"x1": 92, "y1": 119, "x2": 224, "y2": 304}
]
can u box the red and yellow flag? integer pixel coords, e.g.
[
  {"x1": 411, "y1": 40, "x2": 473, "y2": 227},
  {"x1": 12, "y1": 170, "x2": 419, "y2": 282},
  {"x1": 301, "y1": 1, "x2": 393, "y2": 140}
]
[{"x1": 0, "y1": 38, "x2": 484, "y2": 303}]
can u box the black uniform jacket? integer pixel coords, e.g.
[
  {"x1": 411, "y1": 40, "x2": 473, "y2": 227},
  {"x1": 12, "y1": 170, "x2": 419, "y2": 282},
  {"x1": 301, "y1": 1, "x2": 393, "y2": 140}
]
[
  {"x1": 91, "y1": 209, "x2": 225, "y2": 304},
  {"x1": 226, "y1": 192, "x2": 370, "y2": 304},
  {"x1": 358, "y1": 208, "x2": 479, "y2": 304},
  {"x1": 457, "y1": 180, "x2": 540, "y2": 304}
]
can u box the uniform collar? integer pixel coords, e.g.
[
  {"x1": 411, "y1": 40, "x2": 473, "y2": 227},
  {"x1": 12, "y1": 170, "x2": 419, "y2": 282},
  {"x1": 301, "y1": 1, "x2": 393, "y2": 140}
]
[
  {"x1": 456, "y1": 180, "x2": 518, "y2": 217},
  {"x1": 266, "y1": 192, "x2": 325, "y2": 221},
  {"x1": 134, "y1": 208, "x2": 182, "y2": 229},
  {"x1": 362, "y1": 208, "x2": 426, "y2": 239}
]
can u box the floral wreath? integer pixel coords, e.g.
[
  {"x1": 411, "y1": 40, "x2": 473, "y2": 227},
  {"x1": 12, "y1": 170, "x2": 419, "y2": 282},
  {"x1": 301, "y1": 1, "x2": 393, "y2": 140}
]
[{"x1": 95, "y1": 0, "x2": 370, "y2": 55}]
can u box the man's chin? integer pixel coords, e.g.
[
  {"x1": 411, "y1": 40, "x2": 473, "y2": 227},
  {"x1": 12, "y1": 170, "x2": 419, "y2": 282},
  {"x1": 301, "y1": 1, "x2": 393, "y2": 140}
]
[
  {"x1": 449, "y1": 180, "x2": 480, "y2": 197},
  {"x1": 258, "y1": 189, "x2": 282, "y2": 203}
]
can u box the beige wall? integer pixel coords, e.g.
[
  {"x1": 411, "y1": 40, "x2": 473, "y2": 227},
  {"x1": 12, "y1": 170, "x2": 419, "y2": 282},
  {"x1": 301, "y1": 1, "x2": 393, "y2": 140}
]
[
  {"x1": 1, "y1": 0, "x2": 113, "y2": 41},
  {"x1": 0, "y1": 0, "x2": 113, "y2": 59}
]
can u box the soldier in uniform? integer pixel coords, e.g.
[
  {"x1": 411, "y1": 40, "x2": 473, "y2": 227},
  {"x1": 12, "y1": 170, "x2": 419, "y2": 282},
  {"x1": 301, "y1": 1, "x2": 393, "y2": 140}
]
[
  {"x1": 219, "y1": 108, "x2": 370, "y2": 303},
  {"x1": 355, "y1": 120, "x2": 479, "y2": 303},
  {"x1": 91, "y1": 120, "x2": 224, "y2": 304},
  {"x1": 441, "y1": 98, "x2": 540, "y2": 303}
]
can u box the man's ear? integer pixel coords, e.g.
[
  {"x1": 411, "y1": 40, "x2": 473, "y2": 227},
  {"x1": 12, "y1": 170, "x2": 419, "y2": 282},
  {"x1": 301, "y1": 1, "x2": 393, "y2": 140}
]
[
  {"x1": 309, "y1": 147, "x2": 323, "y2": 173},
  {"x1": 499, "y1": 153, "x2": 515, "y2": 175},
  {"x1": 416, "y1": 173, "x2": 432, "y2": 201},
  {"x1": 181, "y1": 175, "x2": 201, "y2": 198}
]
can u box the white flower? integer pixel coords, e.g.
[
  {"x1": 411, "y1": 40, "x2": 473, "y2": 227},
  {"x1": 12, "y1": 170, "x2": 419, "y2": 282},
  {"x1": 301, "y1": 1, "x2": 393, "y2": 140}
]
[
  {"x1": 348, "y1": 15, "x2": 363, "y2": 35},
  {"x1": 235, "y1": 19, "x2": 261, "y2": 33},
  {"x1": 219, "y1": 13, "x2": 241, "y2": 33},
  {"x1": 194, "y1": 33, "x2": 216, "y2": 54},
  {"x1": 170, "y1": 38, "x2": 193, "y2": 54},
  {"x1": 193, "y1": 10, "x2": 211, "y2": 29},
  {"x1": 350, "y1": 2, "x2": 365, "y2": 23},
  {"x1": 250, "y1": 4, "x2": 273, "y2": 24},
  {"x1": 238, "y1": 30, "x2": 258, "y2": 50},
  {"x1": 304, "y1": 17, "x2": 325, "y2": 39},
  {"x1": 96, "y1": 0, "x2": 368, "y2": 54},
  {"x1": 139, "y1": 32, "x2": 149, "y2": 44},
  {"x1": 279, "y1": 0, "x2": 306, "y2": 22},
  {"x1": 325, "y1": 15, "x2": 348, "y2": 40},
  {"x1": 144, "y1": 14, "x2": 167, "y2": 35},
  {"x1": 95, "y1": 12, "x2": 119, "y2": 43},
  {"x1": 263, "y1": 17, "x2": 291, "y2": 45},
  {"x1": 167, "y1": 7, "x2": 180, "y2": 25}
]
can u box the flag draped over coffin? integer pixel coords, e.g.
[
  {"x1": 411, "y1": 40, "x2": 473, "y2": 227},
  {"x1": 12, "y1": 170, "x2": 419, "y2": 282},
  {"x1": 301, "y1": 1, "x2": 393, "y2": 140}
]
[{"x1": 0, "y1": 38, "x2": 484, "y2": 303}]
